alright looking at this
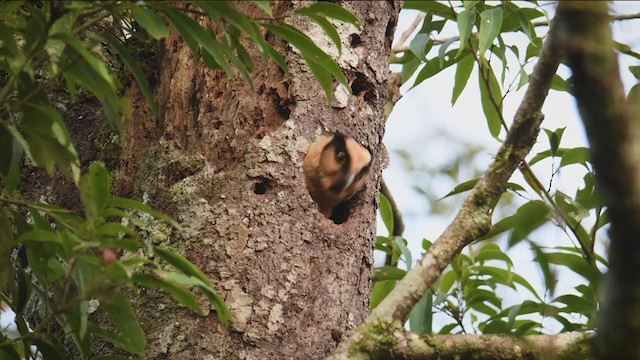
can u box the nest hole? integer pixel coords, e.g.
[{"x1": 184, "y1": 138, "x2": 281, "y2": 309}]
[
  {"x1": 253, "y1": 177, "x2": 274, "y2": 195},
  {"x1": 330, "y1": 202, "x2": 350, "y2": 224}
]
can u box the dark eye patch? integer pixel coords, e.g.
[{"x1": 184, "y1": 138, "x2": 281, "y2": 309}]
[{"x1": 355, "y1": 163, "x2": 371, "y2": 181}]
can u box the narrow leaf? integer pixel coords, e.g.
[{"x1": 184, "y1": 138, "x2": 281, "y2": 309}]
[
  {"x1": 478, "y1": 7, "x2": 503, "y2": 57},
  {"x1": 451, "y1": 54, "x2": 474, "y2": 105},
  {"x1": 379, "y1": 192, "x2": 394, "y2": 235},
  {"x1": 456, "y1": 9, "x2": 475, "y2": 57},
  {"x1": 131, "y1": 7, "x2": 168, "y2": 40},
  {"x1": 296, "y1": 3, "x2": 361, "y2": 30},
  {"x1": 101, "y1": 33, "x2": 158, "y2": 117}
]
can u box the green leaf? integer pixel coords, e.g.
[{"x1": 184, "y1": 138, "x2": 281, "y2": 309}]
[
  {"x1": 409, "y1": 34, "x2": 432, "y2": 62},
  {"x1": 629, "y1": 65, "x2": 640, "y2": 80},
  {"x1": 379, "y1": 192, "x2": 394, "y2": 235},
  {"x1": 133, "y1": 272, "x2": 204, "y2": 315},
  {"x1": 79, "y1": 162, "x2": 109, "y2": 221},
  {"x1": 33, "y1": 335, "x2": 69, "y2": 360},
  {"x1": 53, "y1": 33, "x2": 117, "y2": 89},
  {"x1": 441, "y1": 178, "x2": 479, "y2": 199},
  {"x1": 261, "y1": 23, "x2": 348, "y2": 103},
  {"x1": 395, "y1": 236, "x2": 412, "y2": 269},
  {"x1": 475, "y1": 243, "x2": 513, "y2": 267},
  {"x1": 304, "y1": 13, "x2": 342, "y2": 54},
  {"x1": 540, "y1": 251, "x2": 601, "y2": 283},
  {"x1": 508, "y1": 200, "x2": 549, "y2": 247},
  {"x1": 438, "y1": 323, "x2": 459, "y2": 334},
  {"x1": 373, "y1": 266, "x2": 406, "y2": 282},
  {"x1": 404, "y1": 1, "x2": 456, "y2": 20},
  {"x1": 409, "y1": 290, "x2": 433, "y2": 334},
  {"x1": 512, "y1": 7, "x2": 536, "y2": 40},
  {"x1": 413, "y1": 48, "x2": 468, "y2": 88},
  {"x1": 438, "y1": 270, "x2": 457, "y2": 293},
  {"x1": 159, "y1": 6, "x2": 203, "y2": 59},
  {"x1": 478, "y1": 7, "x2": 503, "y2": 57},
  {"x1": 18, "y1": 229, "x2": 59, "y2": 243},
  {"x1": 529, "y1": 148, "x2": 569, "y2": 166},
  {"x1": 451, "y1": 54, "x2": 474, "y2": 105},
  {"x1": 0, "y1": 210, "x2": 14, "y2": 290},
  {"x1": 478, "y1": 64, "x2": 502, "y2": 138},
  {"x1": 0, "y1": 125, "x2": 23, "y2": 192},
  {"x1": 464, "y1": 1, "x2": 481, "y2": 10},
  {"x1": 525, "y1": 37, "x2": 543, "y2": 60},
  {"x1": 553, "y1": 294, "x2": 594, "y2": 314},
  {"x1": 370, "y1": 280, "x2": 396, "y2": 311},
  {"x1": 17, "y1": 96, "x2": 80, "y2": 179},
  {"x1": 152, "y1": 246, "x2": 231, "y2": 324},
  {"x1": 131, "y1": 7, "x2": 168, "y2": 40},
  {"x1": 395, "y1": 51, "x2": 421, "y2": 83},
  {"x1": 98, "y1": 291, "x2": 147, "y2": 354},
  {"x1": 0, "y1": 345, "x2": 22, "y2": 360},
  {"x1": 543, "y1": 127, "x2": 565, "y2": 156},
  {"x1": 252, "y1": 1, "x2": 273, "y2": 16},
  {"x1": 296, "y1": 2, "x2": 361, "y2": 30},
  {"x1": 106, "y1": 197, "x2": 180, "y2": 229},
  {"x1": 483, "y1": 319, "x2": 512, "y2": 334},
  {"x1": 264, "y1": 42, "x2": 288, "y2": 74},
  {"x1": 551, "y1": 74, "x2": 571, "y2": 93},
  {"x1": 517, "y1": 65, "x2": 529, "y2": 90},
  {"x1": 560, "y1": 147, "x2": 590, "y2": 168},
  {"x1": 456, "y1": 9, "x2": 475, "y2": 57},
  {"x1": 198, "y1": 2, "x2": 268, "y2": 55},
  {"x1": 63, "y1": 61, "x2": 125, "y2": 140},
  {"x1": 101, "y1": 33, "x2": 158, "y2": 117}
]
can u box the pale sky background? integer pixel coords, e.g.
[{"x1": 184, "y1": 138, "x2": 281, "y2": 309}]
[{"x1": 377, "y1": 1, "x2": 640, "y2": 332}]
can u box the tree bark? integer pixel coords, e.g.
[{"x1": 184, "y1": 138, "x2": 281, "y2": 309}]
[{"x1": 116, "y1": 2, "x2": 400, "y2": 359}]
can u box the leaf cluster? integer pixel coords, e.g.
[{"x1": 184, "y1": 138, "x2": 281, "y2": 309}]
[{"x1": 375, "y1": 0, "x2": 639, "y2": 338}]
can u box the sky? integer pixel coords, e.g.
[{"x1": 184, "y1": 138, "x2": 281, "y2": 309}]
[{"x1": 377, "y1": 1, "x2": 640, "y2": 332}]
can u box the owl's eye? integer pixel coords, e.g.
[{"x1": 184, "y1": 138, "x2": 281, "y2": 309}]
[{"x1": 335, "y1": 150, "x2": 346, "y2": 164}]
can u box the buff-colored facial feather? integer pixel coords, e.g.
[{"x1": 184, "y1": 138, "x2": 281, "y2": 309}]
[{"x1": 303, "y1": 133, "x2": 371, "y2": 219}]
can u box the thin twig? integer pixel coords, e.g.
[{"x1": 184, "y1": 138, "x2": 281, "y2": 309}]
[{"x1": 391, "y1": 12, "x2": 427, "y2": 53}]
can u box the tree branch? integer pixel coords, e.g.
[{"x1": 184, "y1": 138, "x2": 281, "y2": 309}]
[
  {"x1": 329, "y1": 14, "x2": 562, "y2": 360},
  {"x1": 350, "y1": 323, "x2": 591, "y2": 360},
  {"x1": 556, "y1": 2, "x2": 640, "y2": 359},
  {"x1": 391, "y1": 12, "x2": 427, "y2": 53}
]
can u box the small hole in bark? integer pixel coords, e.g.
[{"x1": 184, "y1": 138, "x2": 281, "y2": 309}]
[
  {"x1": 330, "y1": 202, "x2": 350, "y2": 224},
  {"x1": 253, "y1": 177, "x2": 273, "y2": 195},
  {"x1": 351, "y1": 73, "x2": 372, "y2": 96},
  {"x1": 349, "y1": 34, "x2": 362, "y2": 47}
]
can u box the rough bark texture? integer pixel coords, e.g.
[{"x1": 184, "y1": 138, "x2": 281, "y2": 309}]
[
  {"x1": 114, "y1": 2, "x2": 400, "y2": 359},
  {"x1": 556, "y1": 2, "x2": 640, "y2": 359}
]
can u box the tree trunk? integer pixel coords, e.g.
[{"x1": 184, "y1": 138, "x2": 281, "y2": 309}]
[{"x1": 115, "y1": 2, "x2": 400, "y2": 358}]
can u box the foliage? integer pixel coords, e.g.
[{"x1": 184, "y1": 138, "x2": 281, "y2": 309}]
[
  {"x1": 373, "y1": 0, "x2": 639, "y2": 337},
  {"x1": 0, "y1": 1, "x2": 357, "y2": 358}
]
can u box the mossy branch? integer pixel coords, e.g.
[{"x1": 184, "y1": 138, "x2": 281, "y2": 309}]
[{"x1": 348, "y1": 322, "x2": 590, "y2": 360}]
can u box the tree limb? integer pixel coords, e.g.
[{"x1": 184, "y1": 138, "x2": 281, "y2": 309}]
[
  {"x1": 350, "y1": 323, "x2": 591, "y2": 360},
  {"x1": 556, "y1": 2, "x2": 640, "y2": 359},
  {"x1": 329, "y1": 13, "x2": 562, "y2": 360}
]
